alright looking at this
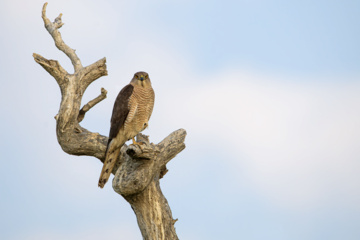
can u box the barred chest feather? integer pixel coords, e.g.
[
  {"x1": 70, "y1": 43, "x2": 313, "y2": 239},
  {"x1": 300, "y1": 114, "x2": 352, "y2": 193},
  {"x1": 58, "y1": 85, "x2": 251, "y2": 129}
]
[{"x1": 124, "y1": 85, "x2": 155, "y2": 139}]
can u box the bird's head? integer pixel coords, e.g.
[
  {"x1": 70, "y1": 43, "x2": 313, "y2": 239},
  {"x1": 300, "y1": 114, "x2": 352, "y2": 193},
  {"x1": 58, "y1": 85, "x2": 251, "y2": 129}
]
[{"x1": 131, "y1": 71, "x2": 151, "y2": 88}]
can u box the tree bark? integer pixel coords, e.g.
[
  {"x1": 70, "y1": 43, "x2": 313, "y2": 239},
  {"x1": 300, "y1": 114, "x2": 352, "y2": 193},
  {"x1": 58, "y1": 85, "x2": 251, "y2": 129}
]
[
  {"x1": 33, "y1": 3, "x2": 186, "y2": 239},
  {"x1": 114, "y1": 132, "x2": 185, "y2": 240}
]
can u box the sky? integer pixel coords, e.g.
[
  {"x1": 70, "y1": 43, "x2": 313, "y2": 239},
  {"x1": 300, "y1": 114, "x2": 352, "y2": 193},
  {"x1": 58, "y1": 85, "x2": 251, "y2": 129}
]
[{"x1": 1, "y1": 0, "x2": 360, "y2": 239}]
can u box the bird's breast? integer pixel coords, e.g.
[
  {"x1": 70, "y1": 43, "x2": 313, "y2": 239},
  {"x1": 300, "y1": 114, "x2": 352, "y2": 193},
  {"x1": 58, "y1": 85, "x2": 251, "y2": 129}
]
[{"x1": 124, "y1": 86, "x2": 155, "y2": 138}]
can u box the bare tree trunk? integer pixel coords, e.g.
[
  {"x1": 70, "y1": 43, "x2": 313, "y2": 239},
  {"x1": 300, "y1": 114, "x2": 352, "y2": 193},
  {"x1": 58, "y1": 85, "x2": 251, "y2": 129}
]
[
  {"x1": 114, "y1": 133, "x2": 184, "y2": 240},
  {"x1": 33, "y1": 3, "x2": 186, "y2": 239}
]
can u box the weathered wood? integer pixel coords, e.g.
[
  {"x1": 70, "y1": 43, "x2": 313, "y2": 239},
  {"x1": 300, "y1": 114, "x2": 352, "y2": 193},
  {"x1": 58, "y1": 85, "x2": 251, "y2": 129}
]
[
  {"x1": 78, "y1": 88, "x2": 107, "y2": 123},
  {"x1": 34, "y1": 2, "x2": 108, "y2": 161},
  {"x1": 41, "y1": 2, "x2": 83, "y2": 72},
  {"x1": 33, "y1": 3, "x2": 186, "y2": 239},
  {"x1": 113, "y1": 130, "x2": 185, "y2": 240}
]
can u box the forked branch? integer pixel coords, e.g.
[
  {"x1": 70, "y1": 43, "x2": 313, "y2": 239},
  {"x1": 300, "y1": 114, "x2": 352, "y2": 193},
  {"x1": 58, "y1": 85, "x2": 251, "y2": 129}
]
[{"x1": 34, "y1": 2, "x2": 108, "y2": 159}]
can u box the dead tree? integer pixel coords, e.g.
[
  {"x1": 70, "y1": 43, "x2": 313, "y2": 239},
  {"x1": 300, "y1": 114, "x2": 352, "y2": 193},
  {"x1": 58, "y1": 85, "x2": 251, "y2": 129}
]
[{"x1": 33, "y1": 3, "x2": 186, "y2": 240}]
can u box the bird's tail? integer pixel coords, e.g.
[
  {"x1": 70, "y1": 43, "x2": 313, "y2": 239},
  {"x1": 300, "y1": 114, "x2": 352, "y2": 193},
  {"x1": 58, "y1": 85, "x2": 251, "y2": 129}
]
[{"x1": 98, "y1": 137, "x2": 125, "y2": 188}]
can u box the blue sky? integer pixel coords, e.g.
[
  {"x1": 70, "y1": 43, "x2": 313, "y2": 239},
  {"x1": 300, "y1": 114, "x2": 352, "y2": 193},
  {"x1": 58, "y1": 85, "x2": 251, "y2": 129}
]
[
  {"x1": 1, "y1": 0, "x2": 359, "y2": 239},
  {"x1": 145, "y1": 0, "x2": 360, "y2": 75}
]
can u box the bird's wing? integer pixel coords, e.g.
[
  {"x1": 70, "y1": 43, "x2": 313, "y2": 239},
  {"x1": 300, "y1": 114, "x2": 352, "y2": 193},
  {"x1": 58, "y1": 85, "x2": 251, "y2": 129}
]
[{"x1": 108, "y1": 84, "x2": 134, "y2": 142}]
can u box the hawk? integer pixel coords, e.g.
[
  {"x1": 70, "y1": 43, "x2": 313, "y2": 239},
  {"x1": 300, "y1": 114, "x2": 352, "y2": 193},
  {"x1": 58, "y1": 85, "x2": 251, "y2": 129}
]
[{"x1": 98, "y1": 71, "x2": 155, "y2": 188}]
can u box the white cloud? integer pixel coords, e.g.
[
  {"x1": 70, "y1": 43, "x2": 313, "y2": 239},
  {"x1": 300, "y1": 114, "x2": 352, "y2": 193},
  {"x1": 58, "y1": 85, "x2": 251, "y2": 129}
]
[
  {"x1": 157, "y1": 70, "x2": 360, "y2": 211},
  {"x1": 75, "y1": 18, "x2": 360, "y2": 211}
]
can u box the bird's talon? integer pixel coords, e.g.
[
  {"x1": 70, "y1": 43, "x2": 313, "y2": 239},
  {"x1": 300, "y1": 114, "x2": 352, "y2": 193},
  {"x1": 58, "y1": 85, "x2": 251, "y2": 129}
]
[
  {"x1": 132, "y1": 137, "x2": 144, "y2": 146},
  {"x1": 132, "y1": 140, "x2": 145, "y2": 146}
]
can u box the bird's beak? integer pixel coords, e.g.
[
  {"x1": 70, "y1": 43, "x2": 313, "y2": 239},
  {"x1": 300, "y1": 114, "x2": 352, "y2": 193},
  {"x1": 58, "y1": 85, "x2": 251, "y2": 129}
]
[{"x1": 140, "y1": 75, "x2": 144, "y2": 81}]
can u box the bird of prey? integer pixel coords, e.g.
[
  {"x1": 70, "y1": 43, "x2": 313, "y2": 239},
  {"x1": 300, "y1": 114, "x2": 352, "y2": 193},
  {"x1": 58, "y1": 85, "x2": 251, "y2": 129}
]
[{"x1": 98, "y1": 71, "x2": 155, "y2": 188}]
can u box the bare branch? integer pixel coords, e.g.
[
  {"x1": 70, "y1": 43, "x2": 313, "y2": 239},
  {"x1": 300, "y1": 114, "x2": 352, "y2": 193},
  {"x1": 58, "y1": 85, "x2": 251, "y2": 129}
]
[
  {"x1": 41, "y1": 2, "x2": 83, "y2": 72},
  {"x1": 33, "y1": 53, "x2": 67, "y2": 86},
  {"x1": 34, "y1": 3, "x2": 108, "y2": 162},
  {"x1": 81, "y1": 57, "x2": 108, "y2": 90},
  {"x1": 78, "y1": 88, "x2": 107, "y2": 123},
  {"x1": 157, "y1": 128, "x2": 187, "y2": 165}
]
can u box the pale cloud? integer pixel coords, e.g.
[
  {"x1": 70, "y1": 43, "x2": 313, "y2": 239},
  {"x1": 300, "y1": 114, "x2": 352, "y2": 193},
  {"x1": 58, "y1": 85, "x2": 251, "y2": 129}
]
[
  {"x1": 78, "y1": 18, "x2": 360, "y2": 212},
  {"x1": 157, "y1": 70, "x2": 360, "y2": 211}
]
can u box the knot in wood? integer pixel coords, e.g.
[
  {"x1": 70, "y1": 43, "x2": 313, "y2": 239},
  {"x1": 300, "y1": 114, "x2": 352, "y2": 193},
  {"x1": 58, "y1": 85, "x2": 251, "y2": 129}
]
[{"x1": 126, "y1": 143, "x2": 156, "y2": 160}]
